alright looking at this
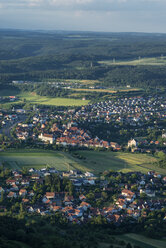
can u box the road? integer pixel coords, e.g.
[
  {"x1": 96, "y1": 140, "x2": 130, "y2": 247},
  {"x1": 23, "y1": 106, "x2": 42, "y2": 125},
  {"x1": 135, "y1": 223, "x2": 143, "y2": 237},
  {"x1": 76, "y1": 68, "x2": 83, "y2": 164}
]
[{"x1": 0, "y1": 114, "x2": 27, "y2": 139}]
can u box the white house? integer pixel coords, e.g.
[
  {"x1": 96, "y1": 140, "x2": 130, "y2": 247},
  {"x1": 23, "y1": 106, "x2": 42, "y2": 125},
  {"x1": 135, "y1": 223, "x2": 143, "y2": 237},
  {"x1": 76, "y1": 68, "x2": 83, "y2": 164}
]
[
  {"x1": 128, "y1": 139, "x2": 138, "y2": 147},
  {"x1": 38, "y1": 133, "x2": 55, "y2": 144}
]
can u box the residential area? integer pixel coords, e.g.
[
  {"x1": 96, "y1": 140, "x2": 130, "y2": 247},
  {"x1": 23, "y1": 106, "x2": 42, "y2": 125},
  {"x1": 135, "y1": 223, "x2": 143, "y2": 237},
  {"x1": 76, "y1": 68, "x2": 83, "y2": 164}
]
[{"x1": 0, "y1": 166, "x2": 166, "y2": 225}]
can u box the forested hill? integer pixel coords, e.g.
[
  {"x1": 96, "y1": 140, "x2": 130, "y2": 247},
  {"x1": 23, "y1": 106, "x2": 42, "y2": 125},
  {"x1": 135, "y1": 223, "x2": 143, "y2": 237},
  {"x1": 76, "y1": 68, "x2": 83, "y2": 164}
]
[{"x1": 0, "y1": 30, "x2": 166, "y2": 88}]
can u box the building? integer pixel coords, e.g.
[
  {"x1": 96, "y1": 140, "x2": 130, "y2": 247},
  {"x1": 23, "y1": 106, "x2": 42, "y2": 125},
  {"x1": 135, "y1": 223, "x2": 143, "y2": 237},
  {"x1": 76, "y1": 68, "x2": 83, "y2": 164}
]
[
  {"x1": 38, "y1": 133, "x2": 55, "y2": 144},
  {"x1": 128, "y1": 139, "x2": 137, "y2": 148}
]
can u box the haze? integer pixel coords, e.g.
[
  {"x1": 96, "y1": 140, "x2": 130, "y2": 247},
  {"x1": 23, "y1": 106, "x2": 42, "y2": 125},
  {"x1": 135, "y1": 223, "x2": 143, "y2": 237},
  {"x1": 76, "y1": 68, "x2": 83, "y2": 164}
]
[{"x1": 0, "y1": 0, "x2": 166, "y2": 33}]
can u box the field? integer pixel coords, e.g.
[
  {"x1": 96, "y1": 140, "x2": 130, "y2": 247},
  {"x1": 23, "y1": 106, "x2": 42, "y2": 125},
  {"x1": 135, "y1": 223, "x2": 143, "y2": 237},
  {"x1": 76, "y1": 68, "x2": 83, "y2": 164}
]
[
  {"x1": 1, "y1": 149, "x2": 165, "y2": 175},
  {"x1": 1, "y1": 92, "x2": 89, "y2": 107},
  {"x1": 98, "y1": 56, "x2": 166, "y2": 66},
  {"x1": 115, "y1": 234, "x2": 166, "y2": 248},
  {"x1": 72, "y1": 151, "x2": 166, "y2": 175},
  {"x1": 72, "y1": 87, "x2": 141, "y2": 93},
  {"x1": 0, "y1": 150, "x2": 88, "y2": 171}
]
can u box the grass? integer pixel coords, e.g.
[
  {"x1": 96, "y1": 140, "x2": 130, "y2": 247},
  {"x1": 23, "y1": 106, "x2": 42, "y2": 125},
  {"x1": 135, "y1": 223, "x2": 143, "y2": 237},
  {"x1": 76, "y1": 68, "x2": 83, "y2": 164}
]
[
  {"x1": 98, "y1": 56, "x2": 166, "y2": 66},
  {"x1": 0, "y1": 149, "x2": 87, "y2": 171},
  {"x1": 1, "y1": 92, "x2": 89, "y2": 107},
  {"x1": 116, "y1": 234, "x2": 166, "y2": 248},
  {"x1": 0, "y1": 149, "x2": 165, "y2": 175},
  {"x1": 71, "y1": 151, "x2": 166, "y2": 175}
]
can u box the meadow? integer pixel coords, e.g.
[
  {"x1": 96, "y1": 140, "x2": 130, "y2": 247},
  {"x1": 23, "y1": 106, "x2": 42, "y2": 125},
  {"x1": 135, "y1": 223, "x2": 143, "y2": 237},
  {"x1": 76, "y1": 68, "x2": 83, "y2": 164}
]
[
  {"x1": 1, "y1": 149, "x2": 165, "y2": 175},
  {"x1": 1, "y1": 92, "x2": 89, "y2": 107},
  {"x1": 0, "y1": 150, "x2": 87, "y2": 171},
  {"x1": 98, "y1": 56, "x2": 166, "y2": 66},
  {"x1": 71, "y1": 150, "x2": 166, "y2": 175},
  {"x1": 115, "y1": 234, "x2": 166, "y2": 248}
]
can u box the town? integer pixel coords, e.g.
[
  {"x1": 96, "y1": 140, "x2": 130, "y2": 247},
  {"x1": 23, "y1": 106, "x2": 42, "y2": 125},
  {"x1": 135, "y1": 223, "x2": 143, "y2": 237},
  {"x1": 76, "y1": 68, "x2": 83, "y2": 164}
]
[
  {"x1": 0, "y1": 165, "x2": 166, "y2": 226},
  {"x1": 0, "y1": 95, "x2": 166, "y2": 153}
]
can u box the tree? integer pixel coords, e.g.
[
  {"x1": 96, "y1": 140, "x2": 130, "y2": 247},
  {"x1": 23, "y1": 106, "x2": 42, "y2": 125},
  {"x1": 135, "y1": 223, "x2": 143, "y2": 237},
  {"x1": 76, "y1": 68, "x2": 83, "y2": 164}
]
[
  {"x1": 126, "y1": 243, "x2": 132, "y2": 248},
  {"x1": 0, "y1": 191, "x2": 3, "y2": 203}
]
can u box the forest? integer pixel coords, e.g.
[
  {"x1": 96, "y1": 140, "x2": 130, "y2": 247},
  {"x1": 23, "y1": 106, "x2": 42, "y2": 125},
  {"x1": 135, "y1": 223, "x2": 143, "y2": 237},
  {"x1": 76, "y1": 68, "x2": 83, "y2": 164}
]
[{"x1": 0, "y1": 30, "x2": 166, "y2": 89}]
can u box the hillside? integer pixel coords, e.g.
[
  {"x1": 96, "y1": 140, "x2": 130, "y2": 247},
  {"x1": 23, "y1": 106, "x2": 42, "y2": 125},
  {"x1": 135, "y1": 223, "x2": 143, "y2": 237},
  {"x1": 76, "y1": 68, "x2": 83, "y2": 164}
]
[{"x1": 0, "y1": 30, "x2": 166, "y2": 89}]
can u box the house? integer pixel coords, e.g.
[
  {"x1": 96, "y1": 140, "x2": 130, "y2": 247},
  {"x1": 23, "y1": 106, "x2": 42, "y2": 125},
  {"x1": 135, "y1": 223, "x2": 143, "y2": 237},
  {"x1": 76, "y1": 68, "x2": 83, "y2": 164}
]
[
  {"x1": 45, "y1": 192, "x2": 55, "y2": 199},
  {"x1": 85, "y1": 172, "x2": 94, "y2": 177},
  {"x1": 80, "y1": 202, "x2": 91, "y2": 211},
  {"x1": 6, "y1": 179, "x2": 17, "y2": 185},
  {"x1": 21, "y1": 179, "x2": 30, "y2": 186},
  {"x1": 79, "y1": 194, "x2": 86, "y2": 201},
  {"x1": 110, "y1": 142, "x2": 121, "y2": 150},
  {"x1": 19, "y1": 189, "x2": 27, "y2": 197},
  {"x1": 128, "y1": 139, "x2": 137, "y2": 147},
  {"x1": 22, "y1": 198, "x2": 29, "y2": 204},
  {"x1": 162, "y1": 133, "x2": 166, "y2": 139},
  {"x1": 7, "y1": 192, "x2": 17, "y2": 198},
  {"x1": 116, "y1": 199, "x2": 126, "y2": 209},
  {"x1": 29, "y1": 190, "x2": 34, "y2": 197},
  {"x1": 64, "y1": 195, "x2": 74, "y2": 206},
  {"x1": 11, "y1": 184, "x2": 19, "y2": 191},
  {"x1": 121, "y1": 189, "x2": 135, "y2": 202},
  {"x1": 50, "y1": 206, "x2": 61, "y2": 212},
  {"x1": 38, "y1": 133, "x2": 55, "y2": 144}
]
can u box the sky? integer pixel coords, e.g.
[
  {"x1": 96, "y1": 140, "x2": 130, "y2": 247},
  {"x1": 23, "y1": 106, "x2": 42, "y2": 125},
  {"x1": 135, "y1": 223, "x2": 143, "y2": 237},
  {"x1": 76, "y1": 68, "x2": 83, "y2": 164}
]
[{"x1": 0, "y1": 0, "x2": 166, "y2": 33}]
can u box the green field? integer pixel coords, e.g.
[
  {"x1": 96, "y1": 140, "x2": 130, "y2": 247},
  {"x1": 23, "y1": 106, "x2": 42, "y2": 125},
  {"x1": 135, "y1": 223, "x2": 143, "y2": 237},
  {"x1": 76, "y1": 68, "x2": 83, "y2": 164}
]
[
  {"x1": 72, "y1": 151, "x2": 166, "y2": 174},
  {"x1": 72, "y1": 87, "x2": 141, "y2": 93},
  {"x1": 1, "y1": 92, "x2": 89, "y2": 106},
  {"x1": 115, "y1": 234, "x2": 166, "y2": 248},
  {"x1": 99, "y1": 56, "x2": 166, "y2": 66},
  {"x1": 0, "y1": 150, "x2": 88, "y2": 171},
  {"x1": 0, "y1": 149, "x2": 164, "y2": 175}
]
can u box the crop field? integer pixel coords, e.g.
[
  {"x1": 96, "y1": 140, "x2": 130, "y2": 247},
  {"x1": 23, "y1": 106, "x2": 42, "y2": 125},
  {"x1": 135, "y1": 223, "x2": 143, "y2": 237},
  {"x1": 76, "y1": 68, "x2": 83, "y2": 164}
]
[
  {"x1": 72, "y1": 88, "x2": 141, "y2": 93},
  {"x1": 98, "y1": 56, "x2": 166, "y2": 66},
  {"x1": 0, "y1": 150, "x2": 88, "y2": 171},
  {"x1": 72, "y1": 151, "x2": 166, "y2": 175},
  {"x1": 0, "y1": 150, "x2": 165, "y2": 175},
  {"x1": 2, "y1": 92, "x2": 89, "y2": 106}
]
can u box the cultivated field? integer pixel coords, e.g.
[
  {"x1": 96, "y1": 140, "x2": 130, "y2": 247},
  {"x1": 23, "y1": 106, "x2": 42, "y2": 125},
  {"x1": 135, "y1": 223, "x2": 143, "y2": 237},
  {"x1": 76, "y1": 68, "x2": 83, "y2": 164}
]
[
  {"x1": 72, "y1": 88, "x2": 141, "y2": 93},
  {"x1": 98, "y1": 56, "x2": 166, "y2": 66},
  {"x1": 2, "y1": 92, "x2": 89, "y2": 107},
  {"x1": 72, "y1": 151, "x2": 166, "y2": 174},
  {"x1": 0, "y1": 150, "x2": 165, "y2": 175},
  {"x1": 0, "y1": 150, "x2": 87, "y2": 171}
]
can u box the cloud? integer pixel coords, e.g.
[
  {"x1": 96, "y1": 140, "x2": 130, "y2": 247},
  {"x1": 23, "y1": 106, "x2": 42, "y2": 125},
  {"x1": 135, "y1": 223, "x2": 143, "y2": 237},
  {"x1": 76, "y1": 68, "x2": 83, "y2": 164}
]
[
  {"x1": 0, "y1": 0, "x2": 166, "y2": 33},
  {"x1": 1, "y1": 0, "x2": 166, "y2": 11}
]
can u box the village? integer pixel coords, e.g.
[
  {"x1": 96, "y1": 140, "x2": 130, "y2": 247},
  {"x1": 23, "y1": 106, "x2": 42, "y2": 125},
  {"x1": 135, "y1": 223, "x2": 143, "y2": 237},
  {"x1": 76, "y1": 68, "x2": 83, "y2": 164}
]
[{"x1": 0, "y1": 95, "x2": 165, "y2": 152}]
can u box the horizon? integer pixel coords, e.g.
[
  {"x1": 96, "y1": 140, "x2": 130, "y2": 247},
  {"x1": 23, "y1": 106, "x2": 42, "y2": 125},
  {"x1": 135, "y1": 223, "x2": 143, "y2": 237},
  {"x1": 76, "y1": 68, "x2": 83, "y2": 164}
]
[{"x1": 0, "y1": 28, "x2": 166, "y2": 35}]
